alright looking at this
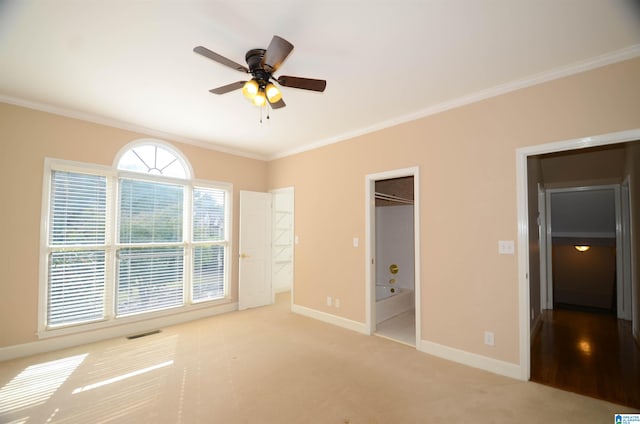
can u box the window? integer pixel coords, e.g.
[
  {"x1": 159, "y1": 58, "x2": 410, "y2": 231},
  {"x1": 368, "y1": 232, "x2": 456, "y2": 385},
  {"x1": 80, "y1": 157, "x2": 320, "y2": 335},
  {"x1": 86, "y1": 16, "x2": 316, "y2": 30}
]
[
  {"x1": 41, "y1": 141, "x2": 231, "y2": 334},
  {"x1": 48, "y1": 171, "x2": 107, "y2": 326}
]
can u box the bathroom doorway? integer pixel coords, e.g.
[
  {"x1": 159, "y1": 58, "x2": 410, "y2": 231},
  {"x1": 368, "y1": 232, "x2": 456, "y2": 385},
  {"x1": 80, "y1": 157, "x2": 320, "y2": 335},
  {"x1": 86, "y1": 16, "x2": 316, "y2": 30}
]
[{"x1": 365, "y1": 167, "x2": 420, "y2": 347}]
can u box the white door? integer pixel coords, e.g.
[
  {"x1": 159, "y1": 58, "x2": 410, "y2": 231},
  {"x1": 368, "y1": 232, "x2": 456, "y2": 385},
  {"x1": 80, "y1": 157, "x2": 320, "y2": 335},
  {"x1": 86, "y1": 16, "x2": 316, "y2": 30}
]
[{"x1": 238, "y1": 191, "x2": 272, "y2": 310}]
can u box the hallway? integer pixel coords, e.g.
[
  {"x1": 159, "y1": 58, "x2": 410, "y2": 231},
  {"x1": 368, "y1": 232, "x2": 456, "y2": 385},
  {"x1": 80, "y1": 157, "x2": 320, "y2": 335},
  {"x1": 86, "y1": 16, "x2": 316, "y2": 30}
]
[{"x1": 530, "y1": 309, "x2": 640, "y2": 408}]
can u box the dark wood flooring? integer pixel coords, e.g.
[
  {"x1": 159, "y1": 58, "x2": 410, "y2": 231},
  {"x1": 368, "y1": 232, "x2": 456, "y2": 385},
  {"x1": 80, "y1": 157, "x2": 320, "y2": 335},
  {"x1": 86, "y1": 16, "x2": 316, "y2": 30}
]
[{"x1": 530, "y1": 308, "x2": 640, "y2": 408}]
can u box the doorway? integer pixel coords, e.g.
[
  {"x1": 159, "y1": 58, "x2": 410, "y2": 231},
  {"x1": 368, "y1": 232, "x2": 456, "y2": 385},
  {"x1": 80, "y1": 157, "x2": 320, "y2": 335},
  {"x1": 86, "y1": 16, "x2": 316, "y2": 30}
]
[
  {"x1": 365, "y1": 167, "x2": 421, "y2": 347},
  {"x1": 271, "y1": 187, "x2": 294, "y2": 300},
  {"x1": 516, "y1": 130, "x2": 640, "y2": 407},
  {"x1": 238, "y1": 188, "x2": 294, "y2": 311}
]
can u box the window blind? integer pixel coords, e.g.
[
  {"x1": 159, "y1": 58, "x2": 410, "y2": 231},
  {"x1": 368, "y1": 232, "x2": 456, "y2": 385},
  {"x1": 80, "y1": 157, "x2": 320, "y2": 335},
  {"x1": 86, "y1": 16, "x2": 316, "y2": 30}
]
[
  {"x1": 48, "y1": 171, "x2": 107, "y2": 326},
  {"x1": 116, "y1": 247, "x2": 184, "y2": 315},
  {"x1": 193, "y1": 245, "x2": 225, "y2": 301},
  {"x1": 117, "y1": 179, "x2": 185, "y2": 315},
  {"x1": 192, "y1": 187, "x2": 226, "y2": 302},
  {"x1": 50, "y1": 171, "x2": 106, "y2": 245},
  {"x1": 119, "y1": 179, "x2": 183, "y2": 244},
  {"x1": 193, "y1": 187, "x2": 225, "y2": 242}
]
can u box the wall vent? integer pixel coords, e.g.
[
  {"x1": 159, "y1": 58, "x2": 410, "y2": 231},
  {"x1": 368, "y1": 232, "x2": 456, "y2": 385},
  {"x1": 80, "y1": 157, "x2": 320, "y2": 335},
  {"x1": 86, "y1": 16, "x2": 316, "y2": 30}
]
[{"x1": 126, "y1": 329, "x2": 161, "y2": 340}]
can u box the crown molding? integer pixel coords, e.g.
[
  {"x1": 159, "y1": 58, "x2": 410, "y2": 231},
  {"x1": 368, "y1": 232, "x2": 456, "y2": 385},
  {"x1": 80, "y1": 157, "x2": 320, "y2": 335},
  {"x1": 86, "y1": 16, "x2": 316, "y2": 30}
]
[
  {"x1": 269, "y1": 44, "x2": 640, "y2": 160},
  {"x1": 0, "y1": 94, "x2": 268, "y2": 161}
]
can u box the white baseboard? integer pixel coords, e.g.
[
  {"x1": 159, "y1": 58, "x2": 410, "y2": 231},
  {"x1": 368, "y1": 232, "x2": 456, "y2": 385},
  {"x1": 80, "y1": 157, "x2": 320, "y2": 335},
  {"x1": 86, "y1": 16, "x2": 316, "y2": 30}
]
[
  {"x1": 419, "y1": 340, "x2": 524, "y2": 381},
  {"x1": 0, "y1": 302, "x2": 238, "y2": 362},
  {"x1": 292, "y1": 304, "x2": 369, "y2": 335}
]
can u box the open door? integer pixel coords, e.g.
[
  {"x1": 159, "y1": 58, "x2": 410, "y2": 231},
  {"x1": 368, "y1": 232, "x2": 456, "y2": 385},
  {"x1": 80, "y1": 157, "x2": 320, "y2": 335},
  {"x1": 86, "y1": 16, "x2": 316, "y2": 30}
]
[{"x1": 238, "y1": 191, "x2": 272, "y2": 310}]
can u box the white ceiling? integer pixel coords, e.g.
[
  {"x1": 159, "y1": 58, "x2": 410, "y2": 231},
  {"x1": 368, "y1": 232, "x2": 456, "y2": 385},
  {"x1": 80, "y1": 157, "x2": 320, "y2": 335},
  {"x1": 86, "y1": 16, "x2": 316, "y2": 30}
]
[{"x1": 1, "y1": 1, "x2": 639, "y2": 160}]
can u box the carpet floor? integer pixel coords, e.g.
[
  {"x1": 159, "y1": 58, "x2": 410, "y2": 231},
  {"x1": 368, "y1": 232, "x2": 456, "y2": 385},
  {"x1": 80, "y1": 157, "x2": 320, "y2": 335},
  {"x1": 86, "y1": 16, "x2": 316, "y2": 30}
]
[{"x1": 1, "y1": 292, "x2": 638, "y2": 423}]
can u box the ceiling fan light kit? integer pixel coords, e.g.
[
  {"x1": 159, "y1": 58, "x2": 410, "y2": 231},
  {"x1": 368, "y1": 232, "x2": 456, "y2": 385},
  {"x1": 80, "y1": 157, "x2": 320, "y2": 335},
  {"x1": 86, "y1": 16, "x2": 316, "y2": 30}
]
[
  {"x1": 241, "y1": 79, "x2": 259, "y2": 100},
  {"x1": 194, "y1": 35, "x2": 326, "y2": 112}
]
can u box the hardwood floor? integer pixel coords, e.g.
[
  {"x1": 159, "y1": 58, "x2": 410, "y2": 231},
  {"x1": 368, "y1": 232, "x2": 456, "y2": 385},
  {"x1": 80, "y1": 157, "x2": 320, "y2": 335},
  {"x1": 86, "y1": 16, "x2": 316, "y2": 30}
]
[{"x1": 531, "y1": 308, "x2": 640, "y2": 408}]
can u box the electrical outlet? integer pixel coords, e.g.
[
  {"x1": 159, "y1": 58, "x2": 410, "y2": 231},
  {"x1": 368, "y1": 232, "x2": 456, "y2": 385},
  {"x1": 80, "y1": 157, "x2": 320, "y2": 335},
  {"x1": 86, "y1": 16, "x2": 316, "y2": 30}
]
[
  {"x1": 326, "y1": 296, "x2": 332, "y2": 307},
  {"x1": 484, "y1": 331, "x2": 495, "y2": 346},
  {"x1": 335, "y1": 298, "x2": 341, "y2": 308}
]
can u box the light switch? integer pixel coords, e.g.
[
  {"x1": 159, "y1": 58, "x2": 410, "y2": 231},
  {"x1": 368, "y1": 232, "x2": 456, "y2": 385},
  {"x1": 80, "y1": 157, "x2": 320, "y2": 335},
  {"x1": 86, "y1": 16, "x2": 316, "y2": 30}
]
[
  {"x1": 353, "y1": 237, "x2": 359, "y2": 247},
  {"x1": 498, "y1": 240, "x2": 515, "y2": 255},
  {"x1": 294, "y1": 235, "x2": 299, "y2": 245}
]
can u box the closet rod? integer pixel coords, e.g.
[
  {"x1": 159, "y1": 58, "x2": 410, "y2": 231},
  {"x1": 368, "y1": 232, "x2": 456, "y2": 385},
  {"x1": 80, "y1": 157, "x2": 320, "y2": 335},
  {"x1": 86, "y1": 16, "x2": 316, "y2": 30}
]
[{"x1": 374, "y1": 191, "x2": 414, "y2": 204}]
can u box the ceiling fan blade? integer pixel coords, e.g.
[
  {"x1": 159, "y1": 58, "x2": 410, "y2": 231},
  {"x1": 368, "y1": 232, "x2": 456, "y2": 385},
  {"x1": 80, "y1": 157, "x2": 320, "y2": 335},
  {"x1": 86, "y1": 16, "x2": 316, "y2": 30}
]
[
  {"x1": 193, "y1": 46, "x2": 249, "y2": 73},
  {"x1": 269, "y1": 98, "x2": 286, "y2": 109},
  {"x1": 262, "y1": 35, "x2": 294, "y2": 73},
  {"x1": 277, "y1": 76, "x2": 327, "y2": 92},
  {"x1": 209, "y1": 81, "x2": 246, "y2": 95}
]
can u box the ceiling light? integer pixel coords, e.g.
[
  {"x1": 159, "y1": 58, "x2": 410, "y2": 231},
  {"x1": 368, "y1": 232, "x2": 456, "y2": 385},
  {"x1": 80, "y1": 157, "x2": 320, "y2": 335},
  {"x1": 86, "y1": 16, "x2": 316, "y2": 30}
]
[
  {"x1": 242, "y1": 80, "x2": 259, "y2": 100},
  {"x1": 252, "y1": 90, "x2": 266, "y2": 107},
  {"x1": 574, "y1": 245, "x2": 590, "y2": 252},
  {"x1": 265, "y1": 83, "x2": 282, "y2": 103}
]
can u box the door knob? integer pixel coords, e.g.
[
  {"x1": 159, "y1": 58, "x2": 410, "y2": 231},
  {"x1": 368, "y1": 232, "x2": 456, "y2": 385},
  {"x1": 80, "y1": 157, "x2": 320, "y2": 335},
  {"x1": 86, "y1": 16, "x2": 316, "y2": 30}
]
[{"x1": 240, "y1": 253, "x2": 250, "y2": 259}]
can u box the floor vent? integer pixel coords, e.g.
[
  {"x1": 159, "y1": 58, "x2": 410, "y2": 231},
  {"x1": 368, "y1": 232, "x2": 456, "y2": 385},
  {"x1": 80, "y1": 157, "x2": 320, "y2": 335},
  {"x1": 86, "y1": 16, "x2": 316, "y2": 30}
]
[{"x1": 126, "y1": 329, "x2": 161, "y2": 340}]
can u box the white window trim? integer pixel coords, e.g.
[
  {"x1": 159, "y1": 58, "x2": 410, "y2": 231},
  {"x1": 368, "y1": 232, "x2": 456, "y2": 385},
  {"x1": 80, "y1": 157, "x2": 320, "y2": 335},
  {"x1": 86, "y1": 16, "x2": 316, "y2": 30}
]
[{"x1": 38, "y1": 150, "x2": 233, "y2": 339}]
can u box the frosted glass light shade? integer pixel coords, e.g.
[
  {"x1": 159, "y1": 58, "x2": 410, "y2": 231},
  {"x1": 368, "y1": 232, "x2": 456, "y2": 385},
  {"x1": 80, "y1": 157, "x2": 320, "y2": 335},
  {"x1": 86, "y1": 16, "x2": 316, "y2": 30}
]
[
  {"x1": 242, "y1": 80, "x2": 259, "y2": 99},
  {"x1": 265, "y1": 83, "x2": 282, "y2": 103},
  {"x1": 252, "y1": 91, "x2": 266, "y2": 106}
]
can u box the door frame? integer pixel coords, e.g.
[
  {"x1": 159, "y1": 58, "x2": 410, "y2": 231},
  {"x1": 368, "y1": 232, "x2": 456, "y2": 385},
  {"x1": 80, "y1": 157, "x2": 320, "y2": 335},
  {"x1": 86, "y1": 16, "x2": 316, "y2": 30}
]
[
  {"x1": 543, "y1": 184, "x2": 624, "y2": 317},
  {"x1": 621, "y1": 177, "x2": 634, "y2": 321},
  {"x1": 365, "y1": 166, "x2": 421, "y2": 346},
  {"x1": 270, "y1": 186, "x2": 295, "y2": 308},
  {"x1": 516, "y1": 128, "x2": 640, "y2": 380}
]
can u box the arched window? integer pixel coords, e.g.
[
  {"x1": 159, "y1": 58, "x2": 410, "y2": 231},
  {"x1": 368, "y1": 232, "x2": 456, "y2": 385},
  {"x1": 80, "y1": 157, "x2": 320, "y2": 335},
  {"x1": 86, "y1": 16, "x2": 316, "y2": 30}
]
[
  {"x1": 116, "y1": 141, "x2": 190, "y2": 179},
  {"x1": 40, "y1": 140, "x2": 231, "y2": 335}
]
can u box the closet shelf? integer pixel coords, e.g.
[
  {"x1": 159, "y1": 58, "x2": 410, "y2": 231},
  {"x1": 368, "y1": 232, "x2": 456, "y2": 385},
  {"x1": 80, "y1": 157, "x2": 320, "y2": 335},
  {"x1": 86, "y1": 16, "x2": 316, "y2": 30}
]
[{"x1": 274, "y1": 259, "x2": 292, "y2": 264}]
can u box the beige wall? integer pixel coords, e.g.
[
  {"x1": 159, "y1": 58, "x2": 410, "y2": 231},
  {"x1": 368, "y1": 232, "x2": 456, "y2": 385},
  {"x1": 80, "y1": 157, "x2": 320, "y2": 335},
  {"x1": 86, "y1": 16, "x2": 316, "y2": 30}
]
[
  {"x1": 0, "y1": 103, "x2": 268, "y2": 348},
  {"x1": 552, "y1": 244, "x2": 617, "y2": 310},
  {"x1": 268, "y1": 57, "x2": 640, "y2": 364},
  {"x1": 2, "y1": 57, "x2": 640, "y2": 363}
]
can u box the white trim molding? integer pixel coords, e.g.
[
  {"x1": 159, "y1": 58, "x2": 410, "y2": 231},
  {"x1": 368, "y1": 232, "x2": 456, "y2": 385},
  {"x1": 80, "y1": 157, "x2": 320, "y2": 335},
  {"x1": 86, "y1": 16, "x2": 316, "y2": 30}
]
[
  {"x1": 419, "y1": 340, "x2": 523, "y2": 380},
  {"x1": 292, "y1": 304, "x2": 369, "y2": 335},
  {"x1": 516, "y1": 128, "x2": 640, "y2": 382},
  {"x1": 365, "y1": 166, "x2": 421, "y2": 345},
  {"x1": 270, "y1": 45, "x2": 640, "y2": 160}
]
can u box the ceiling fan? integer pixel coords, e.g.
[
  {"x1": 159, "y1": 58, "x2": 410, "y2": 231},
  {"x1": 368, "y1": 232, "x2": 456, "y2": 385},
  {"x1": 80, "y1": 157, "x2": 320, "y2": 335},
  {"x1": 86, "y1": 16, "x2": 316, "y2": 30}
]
[{"x1": 193, "y1": 35, "x2": 327, "y2": 109}]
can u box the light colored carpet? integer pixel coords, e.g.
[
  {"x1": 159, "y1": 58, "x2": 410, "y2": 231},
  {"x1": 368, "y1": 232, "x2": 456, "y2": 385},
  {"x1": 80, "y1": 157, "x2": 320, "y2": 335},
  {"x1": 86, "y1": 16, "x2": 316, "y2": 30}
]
[{"x1": 0, "y1": 292, "x2": 637, "y2": 423}]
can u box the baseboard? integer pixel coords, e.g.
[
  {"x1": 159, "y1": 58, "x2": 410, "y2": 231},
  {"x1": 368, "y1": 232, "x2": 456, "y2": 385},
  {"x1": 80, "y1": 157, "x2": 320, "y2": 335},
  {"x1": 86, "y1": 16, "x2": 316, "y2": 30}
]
[
  {"x1": 292, "y1": 304, "x2": 369, "y2": 335},
  {"x1": 419, "y1": 340, "x2": 524, "y2": 380},
  {"x1": 0, "y1": 302, "x2": 238, "y2": 362}
]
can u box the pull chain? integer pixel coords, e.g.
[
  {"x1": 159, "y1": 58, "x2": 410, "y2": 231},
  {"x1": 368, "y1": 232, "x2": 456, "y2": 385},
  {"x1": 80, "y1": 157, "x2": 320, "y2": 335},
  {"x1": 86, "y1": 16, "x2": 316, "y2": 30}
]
[{"x1": 259, "y1": 103, "x2": 271, "y2": 124}]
